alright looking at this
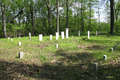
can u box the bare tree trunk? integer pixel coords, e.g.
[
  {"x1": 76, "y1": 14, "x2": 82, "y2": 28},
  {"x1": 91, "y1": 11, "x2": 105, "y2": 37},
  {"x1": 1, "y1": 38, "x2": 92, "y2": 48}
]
[
  {"x1": 81, "y1": 0, "x2": 84, "y2": 31},
  {"x1": 66, "y1": 0, "x2": 68, "y2": 28},
  {"x1": 57, "y1": 0, "x2": 59, "y2": 33},
  {"x1": 89, "y1": 0, "x2": 91, "y2": 31},
  {"x1": 110, "y1": 0, "x2": 114, "y2": 34},
  {"x1": 1, "y1": 1, "x2": 7, "y2": 38}
]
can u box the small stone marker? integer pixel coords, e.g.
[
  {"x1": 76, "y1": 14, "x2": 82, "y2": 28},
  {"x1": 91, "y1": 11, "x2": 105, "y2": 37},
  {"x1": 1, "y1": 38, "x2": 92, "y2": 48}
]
[
  {"x1": 76, "y1": 39, "x2": 79, "y2": 42},
  {"x1": 8, "y1": 37, "x2": 10, "y2": 39},
  {"x1": 50, "y1": 35, "x2": 52, "y2": 40},
  {"x1": 11, "y1": 39, "x2": 13, "y2": 41},
  {"x1": 117, "y1": 43, "x2": 119, "y2": 45},
  {"x1": 78, "y1": 31, "x2": 80, "y2": 36},
  {"x1": 61, "y1": 31, "x2": 64, "y2": 39},
  {"x1": 66, "y1": 28, "x2": 69, "y2": 38},
  {"x1": 19, "y1": 36, "x2": 20, "y2": 38},
  {"x1": 72, "y1": 35, "x2": 73, "y2": 37},
  {"x1": 103, "y1": 55, "x2": 107, "y2": 61},
  {"x1": 111, "y1": 48, "x2": 113, "y2": 52},
  {"x1": 93, "y1": 63, "x2": 98, "y2": 71},
  {"x1": 56, "y1": 32, "x2": 59, "y2": 40},
  {"x1": 18, "y1": 42, "x2": 21, "y2": 46},
  {"x1": 96, "y1": 31, "x2": 97, "y2": 36},
  {"x1": 39, "y1": 34, "x2": 42, "y2": 41},
  {"x1": 55, "y1": 44, "x2": 58, "y2": 48},
  {"x1": 19, "y1": 52, "x2": 24, "y2": 59},
  {"x1": 29, "y1": 32, "x2": 31, "y2": 40},
  {"x1": 88, "y1": 31, "x2": 90, "y2": 39}
]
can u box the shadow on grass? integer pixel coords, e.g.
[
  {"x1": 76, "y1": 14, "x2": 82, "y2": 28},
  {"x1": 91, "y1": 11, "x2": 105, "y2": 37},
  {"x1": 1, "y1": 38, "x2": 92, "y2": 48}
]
[{"x1": 0, "y1": 49, "x2": 120, "y2": 80}]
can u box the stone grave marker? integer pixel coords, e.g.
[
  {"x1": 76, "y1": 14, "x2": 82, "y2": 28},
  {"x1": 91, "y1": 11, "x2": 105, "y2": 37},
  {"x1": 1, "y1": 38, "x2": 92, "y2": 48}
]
[
  {"x1": 72, "y1": 35, "x2": 73, "y2": 37},
  {"x1": 56, "y1": 44, "x2": 58, "y2": 48},
  {"x1": 96, "y1": 31, "x2": 97, "y2": 36},
  {"x1": 19, "y1": 52, "x2": 24, "y2": 59},
  {"x1": 56, "y1": 32, "x2": 59, "y2": 40},
  {"x1": 8, "y1": 37, "x2": 10, "y2": 39},
  {"x1": 113, "y1": 45, "x2": 116, "y2": 50},
  {"x1": 103, "y1": 55, "x2": 107, "y2": 61},
  {"x1": 78, "y1": 31, "x2": 80, "y2": 36},
  {"x1": 39, "y1": 34, "x2": 42, "y2": 41},
  {"x1": 29, "y1": 32, "x2": 31, "y2": 40},
  {"x1": 50, "y1": 35, "x2": 52, "y2": 40},
  {"x1": 93, "y1": 63, "x2": 98, "y2": 71},
  {"x1": 18, "y1": 42, "x2": 21, "y2": 46},
  {"x1": 88, "y1": 31, "x2": 90, "y2": 39},
  {"x1": 19, "y1": 36, "x2": 20, "y2": 38},
  {"x1": 11, "y1": 39, "x2": 13, "y2": 41},
  {"x1": 111, "y1": 48, "x2": 113, "y2": 52},
  {"x1": 61, "y1": 31, "x2": 64, "y2": 39},
  {"x1": 66, "y1": 28, "x2": 69, "y2": 38}
]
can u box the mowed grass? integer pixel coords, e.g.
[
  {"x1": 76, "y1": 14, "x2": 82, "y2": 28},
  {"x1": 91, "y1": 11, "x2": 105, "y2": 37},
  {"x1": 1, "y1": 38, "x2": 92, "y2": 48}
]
[{"x1": 0, "y1": 35, "x2": 120, "y2": 79}]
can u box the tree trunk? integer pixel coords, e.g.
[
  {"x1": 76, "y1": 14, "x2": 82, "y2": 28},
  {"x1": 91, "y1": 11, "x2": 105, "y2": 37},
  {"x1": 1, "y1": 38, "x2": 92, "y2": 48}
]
[
  {"x1": 81, "y1": 0, "x2": 84, "y2": 31},
  {"x1": 1, "y1": 1, "x2": 7, "y2": 38},
  {"x1": 57, "y1": 0, "x2": 59, "y2": 33},
  {"x1": 66, "y1": 0, "x2": 68, "y2": 28},
  {"x1": 110, "y1": 0, "x2": 114, "y2": 34},
  {"x1": 89, "y1": 1, "x2": 91, "y2": 31}
]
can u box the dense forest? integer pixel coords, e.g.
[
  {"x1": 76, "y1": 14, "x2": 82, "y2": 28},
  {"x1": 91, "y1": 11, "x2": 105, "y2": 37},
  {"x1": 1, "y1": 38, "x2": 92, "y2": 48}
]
[{"x1": 0, "y1": 0, "x2": 120, "y2": 38}]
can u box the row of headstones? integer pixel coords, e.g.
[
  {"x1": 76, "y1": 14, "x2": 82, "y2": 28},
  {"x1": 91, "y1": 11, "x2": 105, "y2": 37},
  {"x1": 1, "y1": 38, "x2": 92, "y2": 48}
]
[
  {"x1": 29, "y1": 30, "x2": 98, "y2": 41},
  {"x1": 111, "y1": 42, "x2": 119, "y2": 52}
]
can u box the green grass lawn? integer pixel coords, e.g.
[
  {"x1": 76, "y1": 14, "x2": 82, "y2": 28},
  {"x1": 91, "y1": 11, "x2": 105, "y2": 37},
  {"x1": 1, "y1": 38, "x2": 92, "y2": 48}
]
[{"x1": 0, "y1": 35, "x2": 120, "y2": 80}]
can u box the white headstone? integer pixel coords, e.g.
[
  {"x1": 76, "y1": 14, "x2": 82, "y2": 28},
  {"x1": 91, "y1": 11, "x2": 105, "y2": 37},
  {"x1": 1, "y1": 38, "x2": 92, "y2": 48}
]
[
  {"x1": 61, "y1": 31, "x2": 64, "y2": 39},
  {"x1": 88, "y1": 31, "x2": 90, "y2": 39},
  {"x1": 18, "y1": 42, "x2": 21, "y2": 46},
  {"x1": 50, "y1": 35, "x2": 52, "y2": 40},
  {"x1": 72, "y1": 35, "x2": 73, "y2": 37},
  {"x1": 8, "y1": 37, "x2": 10, "y2": 39},
  {"x1": 11, "y1": 39, "x2": 13, "y2": 41},
  {"x1": 39, "y1": 34, "x2": 42, "y2": 41},
  {"x1": 19, "y1": 36, "x2": 20, "y2": 38},
  {"x1": 78, "y1": 31, "x2": 80, "y2": 36},
  {"x1": 19, "y1": 52, "x2": 24, "y2": 59},
  {"x1": 66, "y1": 28, "x2": 69, "y2": 38},
  {"x1": 103, "y1": 55, "x2": 107, "y2": 61},
  {"x1": 111, "y1": 48, "x2": 113, "y2": 52},
  {"x1": 56, "y1": 32, "x2": 59, "y2": 40},
  {"x1": 29, "y1": 32, "x2": 31, "y2": 40},
  {"x1": 93, "y1": 63, "x2": 98, "y2": 71},
  {"x1": 96, "y1": 31, "x2": 97, "y2": 36},
  {"x1": 56, "y1": 44, "x2": 58, "y2": 48}
]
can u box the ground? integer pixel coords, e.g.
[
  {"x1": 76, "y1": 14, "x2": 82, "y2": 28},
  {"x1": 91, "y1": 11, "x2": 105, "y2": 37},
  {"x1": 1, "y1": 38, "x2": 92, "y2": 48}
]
[{"x1": 0, "y1": 35, "x2": 120, "y2": 80}]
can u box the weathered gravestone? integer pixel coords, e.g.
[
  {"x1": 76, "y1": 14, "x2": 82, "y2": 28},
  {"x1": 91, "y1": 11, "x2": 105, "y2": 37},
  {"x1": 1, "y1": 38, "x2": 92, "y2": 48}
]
[
  {"x1": 56, "y1": 44, "x2": 58, "y2": 48},
  {"x1": 66, "y1": 28, "x2": 69, "y2": 38},
  {"x1": 103, "y1": 55, "x2": 107, "y2": 61},
  {"x1": 88, "y1": 31, "x2": 90, "y2": 39},
  {"x1": 18, "y1": 42, "x2": 21, "y2": 46},
  {"x1": 93, "y1": 63, "x2": 98, "y2": 71},
  {"x1": 50, "y1": 35, "x2": 52, "y2": 40},
  {"x1": 39, "y1": 34, "x2": 42, "y2": 41},
  {"x1": 111, "y1": 48, "x2": 113, "y2": 52},
  {"x1": 56, "y1": 32, "x2": 59, "y2": 40},
  {"x1": 78, "y1": 31, "x2": 80, "y2": 36},
  {"x1": 29, "y1": 32, "x2": 31, "y2": 40},
  {"x1": 19, "y1": 52, "x2": 24, "y2": 59},
  {"x1": 8, "y1": 37, "x2": 10, "y2": 39},
  {"x1": 61, "y1": 31, "x2": 64, "y2": 39},
  {"x1": 96, "y1": 31, "x2": 97, "y2": 36},
  {"x1": 11, "y1": 39, "x2": 13, "y2": 41}
]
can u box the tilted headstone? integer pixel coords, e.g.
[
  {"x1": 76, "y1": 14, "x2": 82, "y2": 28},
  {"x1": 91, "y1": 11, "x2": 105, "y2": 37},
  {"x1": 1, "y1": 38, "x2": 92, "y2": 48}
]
[
  {"x1": 29, "y1": 32, "x2": 31, "y2": 40},
  {"x1": 18, "y1": 42, "x2": 21, "y2": 46},
  {"x1": 39, "y1": 34, "x2": 42, "y2": 41},
  {"x1": 61, "y1": 31, "x2": 64, "y2": 39},
  {"x1": 93, "y1": 63, "x2": 98, "y2": 71},
  {"x1": 56, "y1": 32, "x2": 59, "y2": 40},
  {"x1": 19, "y1": 52, "x2": 24, "y2": 59},
  {"x1": 103, "y1": 55, "x2": 107, "y2": 61},
  {"x1": 56, "y1": 44, "x2": 58, "y2": 48},
  {"x1": 96, "y1": 31, "x2": 97, "y2": 36},
  {"x1": 88, "y1": 31, "x2": 90, "y2": 39},
  {"x1": 78, "y1": 31, "x2": 80, "y2": 36},
  {"x1": 66, "y1": 28, "x2": 69, "y2": 38},
  {"x1": 50, "y1": 35, "x2": 52, "y2": 40}
]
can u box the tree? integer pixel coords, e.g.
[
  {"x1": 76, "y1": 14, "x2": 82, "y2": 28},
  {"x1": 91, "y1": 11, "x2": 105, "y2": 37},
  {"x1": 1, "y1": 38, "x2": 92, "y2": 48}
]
[
  {"x1": 57, "y1": 0, "x2": 59, "y2": 33},
  {"x1": 1, "y1": 0, "x2": 7, "y2": 38}
]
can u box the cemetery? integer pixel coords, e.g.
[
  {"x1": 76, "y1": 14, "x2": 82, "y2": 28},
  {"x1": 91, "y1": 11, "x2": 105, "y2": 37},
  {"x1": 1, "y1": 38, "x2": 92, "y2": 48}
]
[
  {"x1": 0, "y1": 31, "x2": 120, "y2": 80},
  {"x1": 0, "y1": 0, "x2": 120, "y2": 80}
]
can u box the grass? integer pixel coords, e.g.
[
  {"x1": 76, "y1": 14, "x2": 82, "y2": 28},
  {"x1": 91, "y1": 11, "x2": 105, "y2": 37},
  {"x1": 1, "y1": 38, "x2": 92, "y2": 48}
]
[{"x1": 0, "y1": 34, "x2": 120, "y2": 79}]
